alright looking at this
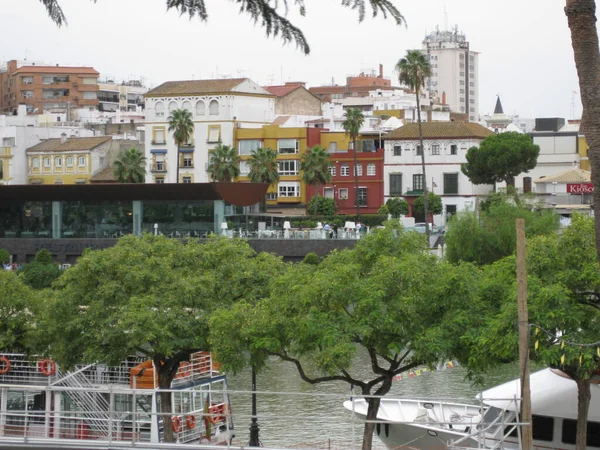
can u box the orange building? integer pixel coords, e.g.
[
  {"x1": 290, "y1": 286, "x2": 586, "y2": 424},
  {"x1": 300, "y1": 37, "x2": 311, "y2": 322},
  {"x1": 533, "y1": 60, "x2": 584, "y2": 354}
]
[{"x1": 0, "y1": 60, "x2": 99, "y2": 116}]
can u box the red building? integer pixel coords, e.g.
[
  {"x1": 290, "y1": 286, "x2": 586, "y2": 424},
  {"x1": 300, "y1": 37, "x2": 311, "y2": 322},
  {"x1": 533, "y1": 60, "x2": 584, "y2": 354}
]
[{"x1": 305, "y1": 128, "x2": 384, "y2": 215}]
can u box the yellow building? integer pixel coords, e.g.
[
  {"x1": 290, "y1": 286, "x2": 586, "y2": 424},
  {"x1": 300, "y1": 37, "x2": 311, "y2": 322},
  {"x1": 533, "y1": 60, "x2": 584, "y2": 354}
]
[
  {"x1": 579, "y1": 135, "x2": 590, "y2": 171},
  {"x1": 27, "y1": 136, "x2": 112, "y2": 185},
  {"x1": 0, "y1": 146, "x2": 12, "y2": 184},
  {"x1": 236, "y1": 125, "x2": 309, "y2": 213}
]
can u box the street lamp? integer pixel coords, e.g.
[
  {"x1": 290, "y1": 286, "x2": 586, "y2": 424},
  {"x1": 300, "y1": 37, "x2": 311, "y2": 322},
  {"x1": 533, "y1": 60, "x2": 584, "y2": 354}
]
[{"x1": 248, "y1": 367, "x2": 260, "y2": 446}]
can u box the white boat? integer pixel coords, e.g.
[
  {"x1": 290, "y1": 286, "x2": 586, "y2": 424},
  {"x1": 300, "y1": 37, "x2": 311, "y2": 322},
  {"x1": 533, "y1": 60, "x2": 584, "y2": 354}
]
[
  {"x1": 0, "y1": 352, "x2": 234, "y2": 446},
  {"x1": 344, "y1": 368, "x2": 600, "y2": 450}
]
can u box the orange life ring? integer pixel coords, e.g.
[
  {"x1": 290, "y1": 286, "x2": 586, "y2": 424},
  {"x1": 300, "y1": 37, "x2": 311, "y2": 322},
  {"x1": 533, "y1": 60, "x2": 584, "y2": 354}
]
[
  {"x1": 209, "y1": 404, "x2": 227, "y2": 424},
  {"x1": 0, "y1": 356, "x2": 10, "y2": 375},
  {"x1": 38, "y1": 359, "x2": 56, "y2": 376},
  {"x1": 171, "y1": 416, "x2": 182, "y2": 433},
  {"x1": 175, "y1": 361, "x2": 192, "y2": 379},
  {"x1": 186, "y1": 415, "x2": 196, "y2": 429}
]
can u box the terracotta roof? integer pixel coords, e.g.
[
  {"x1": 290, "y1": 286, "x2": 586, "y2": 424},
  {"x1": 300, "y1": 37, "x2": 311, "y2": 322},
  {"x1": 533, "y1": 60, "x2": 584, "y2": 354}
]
[
  {"x1": 27, "y1": 136, "x2": 112, "y2": 153},
  {"x1": 534, "y1": 169, "x2": 591, "y2": 183},
  {"x1": 90, "y1": 166, "x2": 118, "y2": 183},
  {"x1": 14, "y1": 66, "x2": 98, "y2": 75},
  {"x1": 272, "y1": 115, "x2": 291, "y2": 126},
  {"x1": 384, "y1": 122, "x2": 494, "y2": 140},
  {"x1": 145, "y1": 78, "x2": 252, "y2": 96},
  {"x1": 263, "y1": 84, "x2": 302, "y2": 97}
]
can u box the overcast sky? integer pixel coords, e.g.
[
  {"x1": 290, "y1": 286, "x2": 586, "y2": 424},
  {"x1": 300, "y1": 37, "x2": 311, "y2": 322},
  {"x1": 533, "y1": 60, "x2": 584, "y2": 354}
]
[{"x1": 1, "y1": 0, "x2": 584, "y2": 118}]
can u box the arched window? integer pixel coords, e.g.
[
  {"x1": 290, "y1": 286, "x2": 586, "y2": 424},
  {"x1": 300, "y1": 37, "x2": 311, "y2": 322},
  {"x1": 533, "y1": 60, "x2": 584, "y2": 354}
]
[
  {"x1": 209, "y1": 100, "x2": 219, "y2": 115},
  {"x1": 196, "y1": 101, "x2": 205, "y2": 116},
  {"x1": 155, "y1": 102, "x2": 165, "y2": 117},
  {"x1": 168, "y1": 101, "x2": 178, "y2": 113},
  {"x1": 182, "y1": 101, "x2": 192, "y2": 113},
  {"x1": 340, "y1": 164, "x2": 350, "y2": 176}
]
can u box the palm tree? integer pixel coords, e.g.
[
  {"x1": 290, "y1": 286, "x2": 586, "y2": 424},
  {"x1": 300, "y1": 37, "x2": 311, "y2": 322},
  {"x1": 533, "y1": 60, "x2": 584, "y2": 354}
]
[
  {"x1": 342, "y1": 108, "x2": 365, "y2": 220},
  {"x1": 113, "y1": 148, "x2": 147, "y2": 183},
  {"x1": 207, "y1": 144, "x2": 240, "y2": 182},
  {"x1": 396, "y1": 50, "x2": 432, "y2": 240},
  {"x1": 301, "y1": 145, "x2": 332, "y2": 215},
  {"x1": 247, "y1": 147, "x2": 280, "y2": 212},
  {"x1": 168, "y1": 108, "x2": 194, "y2": 184}
]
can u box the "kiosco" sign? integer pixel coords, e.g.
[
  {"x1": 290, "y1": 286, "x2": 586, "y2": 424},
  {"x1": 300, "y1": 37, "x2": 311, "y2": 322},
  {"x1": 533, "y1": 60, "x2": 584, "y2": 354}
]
[{"x1": 566, "y1": 183, "x2": 594, "y2": 194}]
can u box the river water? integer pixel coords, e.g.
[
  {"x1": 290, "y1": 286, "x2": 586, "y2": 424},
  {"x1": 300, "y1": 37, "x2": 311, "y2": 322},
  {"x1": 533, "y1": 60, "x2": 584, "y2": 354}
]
[{"x1": 225, "y1": 351, "x2": 524, "y2": 449}]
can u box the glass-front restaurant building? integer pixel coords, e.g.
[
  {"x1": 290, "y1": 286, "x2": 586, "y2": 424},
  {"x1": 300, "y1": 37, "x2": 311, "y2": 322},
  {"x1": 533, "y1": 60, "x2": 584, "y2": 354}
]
[{"x1": 0, "y1": 183, "x2": 267, "y2": 240}]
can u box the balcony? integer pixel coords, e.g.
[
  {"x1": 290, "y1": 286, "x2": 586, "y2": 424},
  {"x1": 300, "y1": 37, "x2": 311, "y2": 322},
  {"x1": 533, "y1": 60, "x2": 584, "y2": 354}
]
[
  {"x1": 150, "y1": 162, "x2": 167, "y2": 172},
  {"x1": 151, "y1": 140, "x2": 166, "y2": 145}
]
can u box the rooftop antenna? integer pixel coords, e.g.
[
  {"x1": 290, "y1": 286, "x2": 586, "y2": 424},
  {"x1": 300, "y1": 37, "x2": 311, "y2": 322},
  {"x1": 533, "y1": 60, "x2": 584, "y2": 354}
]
[{"x1": 267, "y1": 74, "x2": 275, "y2": 85}]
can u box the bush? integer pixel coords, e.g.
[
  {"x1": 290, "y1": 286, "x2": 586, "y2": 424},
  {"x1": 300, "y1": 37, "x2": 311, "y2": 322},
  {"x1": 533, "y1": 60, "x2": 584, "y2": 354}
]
[
  {"x1": 307, "y1": 197, "x2": 337, "y2": 216},
  {"x1": 412, "y1": 192, "x2": 443, "y2": 216},
  {"x1": 34, "y1": 249, "x2": 53, "y2": 264},
  {"x1": 0, "y1": 249, "x2": 10, "y2": 265},
  {"x1": 302, "y1": 252, "x2": 320, "y2": 265},
  {"x1": 19, "y1": 261, "x2": 60, "y2": 290},
  {"x1": 384, "y1": 197, "x2": 409, "y2": 218}
]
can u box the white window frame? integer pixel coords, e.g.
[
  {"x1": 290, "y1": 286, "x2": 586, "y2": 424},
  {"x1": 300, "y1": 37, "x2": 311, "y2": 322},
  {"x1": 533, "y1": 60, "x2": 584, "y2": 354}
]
[
  {"x1": 66, "y1": 156, "x2": 73, "y2": 167},
  {"x1": 83, "y1": 91, "x2": 97, "y2": 100},
  {"x1": 431, "y1": 144, "x2": 441, "y2": 155},
  {"x1": 209, "y1": 100, "x2": 219, "y2": 115},
  {"x1": 278, "y1": 182, "x2": 301, "y2": 198},
  {"x1": 196, "y1": 101, "x2": 205, "y2": 116},
  {"x1": 354, "y1": 164, "x2": 363, "y2": 176},
  {"x1": 340, "y1": 164, "x2": 350, "y2": 176},
  {"x1": 329, "y1": 166, "x2": 336, "y2": 176},
  {"x1": 78, "y1": 156, "x2": 86, "y2": 167},
  {"x1": 43, "y1": 157, "x2": 51, "y2": 168},
  {"x1": 278, "y1": 160, "x2": 299, "y2": 176},
  {"x1": 155, "y1": 102, "x2": 165, "y2": 117},
  {"x1": 367, "y1": 163, "x2": 376, "y2": 176},
  {"x1": 182, "y1": 176, "x2": 192, "y2": 184},
  {"x1": 278, "y1": 139, "x2": 299, "y2": 154},
  {"x1": 55, "y1": 157, "x2": 63, "y2": 167},
  {"x1": 238, "y1": 140, "x2": 261, "y2": 156},
  {"x1": 339, "y1": 188, "x2": 349, "y2": 199},
  {"x1": 32, "y1": 157, "x2": 40, "y2": 168},
  {"x1": 239, "y1": 161, "x2": 250, "y2": 175},
  {"x1": 329, "y1": 142, "x2": 337, "y2": 152}
]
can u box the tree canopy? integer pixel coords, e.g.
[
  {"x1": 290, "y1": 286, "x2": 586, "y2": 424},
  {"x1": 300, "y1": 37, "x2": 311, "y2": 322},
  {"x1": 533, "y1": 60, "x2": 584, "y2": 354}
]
[
  {"x1": 461, "y1": 132, "x2": 540, "y2": 185},
  {"x1": 379, "y1": 197, "x2": 409, "y2": 218},
  {"x1": 301, "y1": 145, "x2": 332, "y2": 215},
  {"x1": 0, "y1": 271, "x2": 40, "y2": 352},
  {"x1": 411, "y1": 192, "x2": 442, "y2": 217},
  {"x1": 37, "y1": 235, "x2": 283, "y2": 441},
  {"x1": 19, "y1": 249, "x2": 61, "y2": 290},
  {"x1": 207, "y1": 144, "x2": 241, "y2": 182},
  {"x1": 209, "y1": 224, "x2": 479, "y2": 450},
  {"x1": 113, "y1": 147, "x2": 147, "y2": 183},
  {"x1": 445, "y1": 195, "x2": 559, "y2": 265},
  {"x1": 39, "y1": 0, "x2": 404, "y2": 55},
  {"x1": 247, "y1": 147, "x2": 279, "y2": 185}
]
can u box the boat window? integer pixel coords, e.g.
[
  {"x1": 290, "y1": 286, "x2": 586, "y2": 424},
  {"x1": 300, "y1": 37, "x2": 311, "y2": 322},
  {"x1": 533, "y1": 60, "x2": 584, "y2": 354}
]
[
  {"x1": 562, "y1": 419, "x2": 600, "y2": 447},
  {"x1": 532, "y1": 415, "x2": 554, "y2": 442}
]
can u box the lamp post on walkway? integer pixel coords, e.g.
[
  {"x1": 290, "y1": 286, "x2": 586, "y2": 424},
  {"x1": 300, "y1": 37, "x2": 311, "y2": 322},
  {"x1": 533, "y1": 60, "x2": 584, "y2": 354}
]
[{"x1": 248, "y1": 367, "x2": 260, "y2": 446}]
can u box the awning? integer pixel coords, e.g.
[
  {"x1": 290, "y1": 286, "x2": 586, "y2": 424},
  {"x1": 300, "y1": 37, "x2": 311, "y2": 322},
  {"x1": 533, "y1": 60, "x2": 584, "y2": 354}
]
[
  {"x1": 179, "y1": 148, "x2": 195, "y2": 153},
  {"x1": 150, "y1": 149, "x2": 167, "y2": 154}
]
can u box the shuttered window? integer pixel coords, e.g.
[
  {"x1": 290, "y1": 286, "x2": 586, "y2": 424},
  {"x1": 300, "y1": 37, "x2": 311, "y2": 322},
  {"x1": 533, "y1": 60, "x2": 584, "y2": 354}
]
[
  {"x1": 390, "y1": 174, "x2": 403, "y2": 195},
  {"x1": 444, "y1": 173, "x2": 459, "y2": 194}
]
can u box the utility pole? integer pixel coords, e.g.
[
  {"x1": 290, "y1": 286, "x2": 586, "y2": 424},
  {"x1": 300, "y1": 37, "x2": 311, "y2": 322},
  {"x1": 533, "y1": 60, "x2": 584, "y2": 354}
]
[{"x1": 516, "y1": 219, "x2": 532, "y2": 450}]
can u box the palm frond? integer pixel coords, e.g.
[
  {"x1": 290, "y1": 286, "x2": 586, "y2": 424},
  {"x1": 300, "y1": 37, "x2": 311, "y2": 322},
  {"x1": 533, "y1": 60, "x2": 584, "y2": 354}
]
[{"x1": 40, "y1": 0, "x2": 67, "y2": 26}]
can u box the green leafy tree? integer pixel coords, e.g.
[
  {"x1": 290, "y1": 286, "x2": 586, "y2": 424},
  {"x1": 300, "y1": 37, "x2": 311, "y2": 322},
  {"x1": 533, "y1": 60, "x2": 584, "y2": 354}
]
[
  {"x1": 207, "y1": 144, "x2": 240, "y2": 182},
  {"x1": 247, "y1": 147, "x2": 280, "y2": 211},
  {"x1": 342, "y1": 108, "x2": 365, "y2": 219},
  {"x1": 36, "y1": 235, "x2": 282, "y2": 442},
  {"x1": 209, "y1": 225, "x2": 479, "y2": 450},
  {"x1": 113, "y1": 147, "x2": 147, "y2": 183},
  {"x1": 306, "y1": 196, "x2": 337, "y2": 216},
  {"x1": 461, "y1": 215, "x2": 599, "y2": 450},
  {"x1": 19, "y1": 249, "x2": 60, "y2": 290},
  {"x1": 38, "y1": 0, "x2": 404, "y2": 55},
  {"x1": 396, "y1": 50, "x2": 432, "y2": 239},
  {"x1": 461, "y1": 132, "x2": 540, "y2": 188},
  {"x1": 381, "y1": 197, "x2": 409, "y2": 218},
  {"x1": 0, "y1": 271, "x2": 40, "y2": 352},
  {"x1": 302, "y1": 252, "x2": 320, "y2": 265},
  {"x1": 301, "y1": 146, "x2": 332, "y2": 215},
  {"x1": 0, "y1": 249, "x2": 10, "y2": 265},
  {"x1": 168, "y1": 108, "x2": 194, "y2": 184},
  {"x1": 411, "y1": 192, "x2": 442, "y2": 220},
  {"x1": 445, "y1": 198, "x2": 559, "y2": 265}
]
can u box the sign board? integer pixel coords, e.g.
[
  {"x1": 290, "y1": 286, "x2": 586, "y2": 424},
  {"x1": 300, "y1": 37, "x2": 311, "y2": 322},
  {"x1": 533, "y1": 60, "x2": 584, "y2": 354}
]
[{"x1": 567, "y1": 183, "x2": 594, "y2": 194}]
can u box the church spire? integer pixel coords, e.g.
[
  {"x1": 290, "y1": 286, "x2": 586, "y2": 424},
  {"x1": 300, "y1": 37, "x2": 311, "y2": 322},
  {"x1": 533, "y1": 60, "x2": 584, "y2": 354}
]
[{"x1": 494, "y1": 96, "x2": 504, "y2": 115}]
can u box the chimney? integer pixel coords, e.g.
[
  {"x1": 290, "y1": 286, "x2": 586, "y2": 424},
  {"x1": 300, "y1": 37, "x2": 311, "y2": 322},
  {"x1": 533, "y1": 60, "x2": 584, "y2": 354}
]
[
  {"x1": 442, "y1": 91, "x2": 447, "y2": 105},
  {"x1": 379, "y1": 64, "x2": 383, "y2": 78},
  {"x1": 60, "y1": 132, "x2": 67, "y2": 144}
]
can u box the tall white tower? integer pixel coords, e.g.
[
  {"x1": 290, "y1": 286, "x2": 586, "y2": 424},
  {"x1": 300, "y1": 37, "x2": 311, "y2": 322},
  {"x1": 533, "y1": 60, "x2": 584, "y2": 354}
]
[{"x1": 421, "y1": 26, "x2": 479, "y2": 122}]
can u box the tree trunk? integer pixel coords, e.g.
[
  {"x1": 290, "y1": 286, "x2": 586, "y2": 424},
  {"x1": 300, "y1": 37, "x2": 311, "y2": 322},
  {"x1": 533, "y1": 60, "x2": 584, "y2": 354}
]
[
  {"x1": 176, "y1": 147, "x2": 180, "y2": 184},
  {"x1": 361, "y1": 395, "x2": 381, "y2": 450},
  {"x1": 575, "y1": 378, "x2": 591, "y2": 450},
  {"x1": 155, "y1": 358, "x2": 181, "y2": 443},
  {"x1": 565, "y1": 0, "x2": 600, "y2": 262},
  {"x1": 415, "y1": 91, "x2": 430, "y2": 242},
  {"x1": 354, "y1": 137, "x2": 361, "y2": 221}
]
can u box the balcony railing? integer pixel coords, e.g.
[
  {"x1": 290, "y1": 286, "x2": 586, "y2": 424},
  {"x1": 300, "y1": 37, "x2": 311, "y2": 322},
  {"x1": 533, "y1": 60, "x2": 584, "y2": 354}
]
[{"x1": 150, "y1": 162, "x2": 167, "y2": 172}]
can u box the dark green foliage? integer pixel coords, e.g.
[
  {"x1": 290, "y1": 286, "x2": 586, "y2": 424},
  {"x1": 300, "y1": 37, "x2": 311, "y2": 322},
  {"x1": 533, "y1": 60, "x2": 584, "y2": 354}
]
[
  {"x1": 113, "y1": 147, "x2": 147, "y2": 183},
  {"x1": 0, "y1": 271, "x2": 40, "y2": 352},
  {"x1": 381, "y1": 197, "x2": 409, "y2": 218},
  {"x1": 19, "y1": 261, "x2": 60, "y2": 290},
  {"x1": 207, "y1": 144, "x2": 240, "y2": 182},
  {"x1": 306, "y1": 197, "x2": 337, "y2": 216},
  {"x1": 0, "y1": 249, "x2": 10, "y2": 265},
  {"x1": 445, "y1": 199, "x2": 559, "y2": 265},
  {"x1": 35, "y1": 249, "x2": 52, "y2": 264},
  {"x1": 39, "y1": 0, "x2": 404, "y2": 55},
  {"x1": 462, "y1": 132, "x2": 540, "y2": 185},
  {"x1": 412, "y1": 192, "x2": 442, "y2": 216},
  {"x1": 302, "y1": 252, "x2": 320, "y2": 265}
]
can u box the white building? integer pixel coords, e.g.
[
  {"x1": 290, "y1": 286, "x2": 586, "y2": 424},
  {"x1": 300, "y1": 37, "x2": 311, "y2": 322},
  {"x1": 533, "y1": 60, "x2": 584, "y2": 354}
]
[
  {"x1": 0, "y1": 106, "x2": 96, "y2": 185},
  {"x1": 98, "y1": 79, "x2": 147, "y2": 113},
  {"x1": 383, "y1": 121, "x2": 494, "y2": 224},
  {"x1": 421, "y1": 27, "x2": 479, "y2": 122},
  {"x1": 144, "y1": 78, "x2": 275, "y2": 183}
]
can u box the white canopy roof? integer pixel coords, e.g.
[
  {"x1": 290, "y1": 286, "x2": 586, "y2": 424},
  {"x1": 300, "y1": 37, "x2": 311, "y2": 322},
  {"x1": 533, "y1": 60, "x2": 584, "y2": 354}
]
[{"x1": 479, "y1": 368, "x2": 600, "y2": 421}]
